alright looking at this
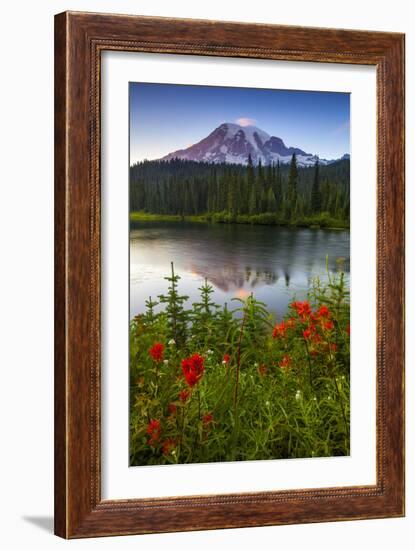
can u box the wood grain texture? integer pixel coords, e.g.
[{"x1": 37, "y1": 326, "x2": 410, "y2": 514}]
[{"x1": 54, "y1": 11, "x2": 405, "y2": 539}]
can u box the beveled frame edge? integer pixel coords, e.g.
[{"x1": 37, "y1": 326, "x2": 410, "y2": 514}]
[{"x1": 54, "y1": 11, "x2": 405, "y2": 539}]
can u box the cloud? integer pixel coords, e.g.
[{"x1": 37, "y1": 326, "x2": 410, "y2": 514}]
[{"x1": 235, "y1": 117, "x2": 257, "y2": 127}]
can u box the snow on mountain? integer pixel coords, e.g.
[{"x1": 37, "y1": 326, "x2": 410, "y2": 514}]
[{"x1": 159, "y1": 123, "x2": 344, "y2": 167}]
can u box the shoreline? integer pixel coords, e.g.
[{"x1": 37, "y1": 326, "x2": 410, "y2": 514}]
[{"x1": 130, "y1": 211, "x2": 350, "y2": 231}]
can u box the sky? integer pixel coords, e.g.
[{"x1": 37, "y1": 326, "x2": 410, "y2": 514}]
[{"x1": 129, "y1": 82, "x2": 350, "y2": 165}]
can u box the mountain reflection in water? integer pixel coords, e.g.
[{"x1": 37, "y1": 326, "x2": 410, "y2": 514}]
[{"x1": 130, "y1": 222, "x2": 349, "y2": 320}]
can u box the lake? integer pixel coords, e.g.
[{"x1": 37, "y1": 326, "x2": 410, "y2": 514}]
[{"x1": 130, "y1": 222, "x2": 350, "y2": 321}]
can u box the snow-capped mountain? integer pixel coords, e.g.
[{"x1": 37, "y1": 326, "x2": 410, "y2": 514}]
[{"x1": 159, "y1": 123, "x2": 342, "y2": 167}]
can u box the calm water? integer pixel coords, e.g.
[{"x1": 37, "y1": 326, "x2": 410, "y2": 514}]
[{"x1": 130, "y1": 222, "x2": 350, "y2": 321}]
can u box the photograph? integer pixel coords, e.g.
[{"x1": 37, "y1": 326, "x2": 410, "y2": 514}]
[
  {"x1": 49, "y1": 8, "x2": 405, "y2": 540},
  {"x1": 129, "y1": 82, "x2": 351, "y2": 466}
]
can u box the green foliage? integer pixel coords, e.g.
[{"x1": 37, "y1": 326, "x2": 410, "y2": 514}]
[
  {"x1": 191, "y1": 279, "x2": 220, "y2": 349},
  {"x1": 130, "y1": 264, "x2": 350, "y2": 466},
  {"x1": 311, "y1": 160, "x2": 322, "y2": 213},
  {"x1": 129, "y1": 157, "x2": 350, "y2": 225},
  {"x1": 157, "y1": 262, "x2": 190, "y2": 348},
  {"x1": 287, "y1": 153, "x2": 298, "y2": 216},
  {"x1": 130, "y1": 211, "x2": 349, "y2": 229}
]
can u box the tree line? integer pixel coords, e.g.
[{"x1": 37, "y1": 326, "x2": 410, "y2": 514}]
[{"x1": 130, "y1": 154, "x2": 350, "y2": 224}]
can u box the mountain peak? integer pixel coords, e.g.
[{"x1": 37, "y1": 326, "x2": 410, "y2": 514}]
[{"x1": 160, "y1": 123, "x2": 340, "y2": 167}]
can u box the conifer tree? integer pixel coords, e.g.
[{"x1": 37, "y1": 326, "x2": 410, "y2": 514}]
[
  {"x1": 249, "y1": 185, "x2": 257, "y2": 215},
  {"x1": 246, "y1": 153, "x2": 255, "y2": 212},
  {"x1": 257, "y1": 158, "x2": 265, "y2": 212},
  {"x1": 266, "y1": 187, "x2": 277, "y2": 212},
  {"x1": 144, "y1": 296, "x2": 158, "y2": 326},
  {"x1": 158, "y1": 263, "x2": 189, "y2": 348},
  {"x1": 288, "y1": 153, "x2": 298, "y2": 212},
  {"x1": 311, "y1": 160, "x2": 321, "y2": 213},
  {"x1": 274, "y1": 160, "x2": 282, "y2": 207},
  {"x1": 191, "y1": 278, "x2": 220, "y2": 348},
  {"x1": 266, "y1": 162, "x2": 273, "y2": 189},
  {"x1": 227, "y1": 171, "x2": 237, "y2": 216}
]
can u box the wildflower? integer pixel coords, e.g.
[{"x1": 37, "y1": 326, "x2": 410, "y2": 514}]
[
  {"x1": 168, "y1": 339, "x2": 176, "y2": 345},
  {"x1": 317, "y1": 305, "x2": 331, "y2": 318},
  {"x1": 149, "y1": 342, "x2": 164, "y2": 362},
  {"x1": 258, "y1": 364, "x2": 267, "y2": 376},
  {"x1": 272, "y1": 320, "x2": 286, "y2": 338},
  {"x1": 292, "y1": 300, "x2": 312, "y2": 319},
  {"x1": 329, "y1": 343, "x2": 338, "y2": 353},
  {"x1": 207, "y1": 349, "x2": 213, "y2": 355},
  {"x1": 286, "y1": 317, "x2": 296, "y2": 329},
  {"x1": 295, "y1": 390, "x2": 302, "y2": 401},
  {"x1": 309, "y1": 312, "x2": 319, "y2": 323},
  {"x1": 146, "y1": 419, "x2": 162, "y2": 446},
  {"x1": 179, "y1": 389, "x2": 190, "y2": 402},
  {"x1": 312, "y1": 332, "x2": 322, "y2": 344},
  {"x1": 303, "y1": 328, "x2": 313, "y2": 340},
  {"x1": 162, "y1": 438, "x2": 176, "y2": 455},
  {"x1": 181, "y1": 353, "x2": 205, "y2": 387},
  {"x1": 279, "y1": 355, "x2": 291, "y2": 369},
  {"x1": 223, "y1": 353, "x2": 230, "y2": 365},
  {"x1": 202, "y1": 413, "x2": 214, "y2": 426},
  {"x1": 323, "y1": 320, "x2": 334, "y2": 331},
  {"x1": 163, "y1": 359, "x2": 169, "y2": 365},
  {"x1": 168, "y1": 403, "x2": 177, "y2": 415}
]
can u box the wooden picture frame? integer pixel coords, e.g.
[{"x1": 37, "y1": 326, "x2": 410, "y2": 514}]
[{"x1": 54, "y1": 11, "x2": 405, "y2": 538}]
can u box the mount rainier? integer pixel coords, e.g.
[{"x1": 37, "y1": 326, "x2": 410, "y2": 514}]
[{"x1": 160, "y1": 123, "x2": 346, "y2": 167}]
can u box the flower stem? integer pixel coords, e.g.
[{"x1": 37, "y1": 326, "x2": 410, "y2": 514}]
[
  {"x1": 233, "y1": 311, "x2": 247, "y2": 409},
  {"x1": 303, "y1": 339, "x2": 313, "y2": 388}
]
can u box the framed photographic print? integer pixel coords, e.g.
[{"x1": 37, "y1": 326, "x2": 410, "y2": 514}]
[{"x1": 54, "y1": 11, "x2": 405, "y2": 538}]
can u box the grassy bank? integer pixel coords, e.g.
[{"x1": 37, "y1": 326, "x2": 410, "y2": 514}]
[
  {"x1": 130, "y1": 264, "x2": 350, "y2": 466},
  {"x1": 130, "y1": 211, "x2": 349, "y2": 229}
]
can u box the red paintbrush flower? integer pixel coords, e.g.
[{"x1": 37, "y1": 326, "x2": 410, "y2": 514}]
[
  {"x1": 291, "y1": 300, "x2": 312, "y2": 319},
  {"x1": 312, "y1": 332, "x2": 322, "y2": 343},
  {"x1": 149, "y1": 342, "x2": 164, "y2": 362},
  {"x1": 146, "y1": 419, "x2": 162, "y2": 446},
  {"x1": 181, "y1": 353, "x2": 205, "y2": 387},
  {"x1": 317, "y1": 305, "x2": 331, "y2": 318},
  {"x1": 162, "y1": 438, "x2": 176, "y2": 455},
  {"x1": 223, "y1": 353, "x2": 230, "y2": 365},
  {"x1": 303, "y1": 328, "x2": 313, "y2": 340},
  {"x1": 202, "y1": 413, "x2": 214, "y2": 426},
  {"x1": 286, "y1": 317, "x2": 296, "y2": 329},
  {"x1": 272, "y1": 320, "x2": 287, "y2": 338},
  {"x1": 279, "y1": 355, "x2": 292, "y2": 369},
  {"x1": 323, "y1": 320, "x2": 334, "y2": 331},
  {"x1": 168, "y1": 403, "x2": 177, "y2": 415},
  {"x1": 258, "y1": 364, "x2": 267, "y2": 376},
  {"x1": 179, "y1": 389, "x2": 190, "y2": 402}
]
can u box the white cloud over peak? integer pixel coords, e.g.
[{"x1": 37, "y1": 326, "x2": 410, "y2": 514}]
[{"x1": 235, "y1": 117, "x2": 257, "y2": 127}]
